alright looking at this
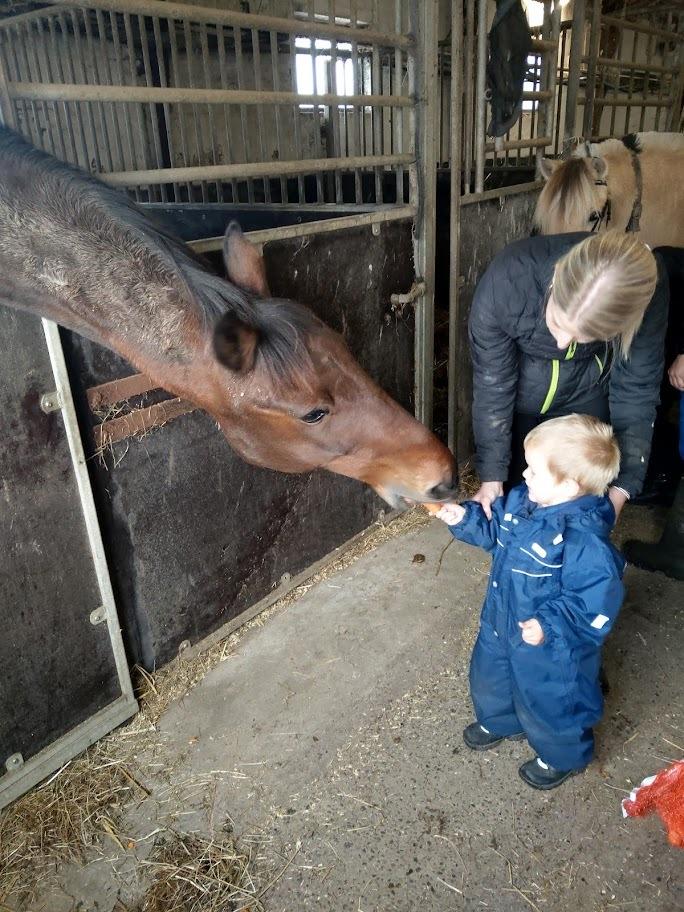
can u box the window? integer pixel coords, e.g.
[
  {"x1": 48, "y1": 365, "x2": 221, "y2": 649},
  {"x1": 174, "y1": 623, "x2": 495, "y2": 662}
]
[
  {"x1": 522, "y1": 52, "x2": 541, "y2": 111},
  {"x1": 295, "y1": 37, "x2": 361, "y2": 108}
]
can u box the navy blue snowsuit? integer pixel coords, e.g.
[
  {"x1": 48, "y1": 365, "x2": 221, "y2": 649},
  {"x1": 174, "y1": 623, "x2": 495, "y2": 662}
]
[{"x1": 448, "y1": 485, "x2": 625, "y2": 771}]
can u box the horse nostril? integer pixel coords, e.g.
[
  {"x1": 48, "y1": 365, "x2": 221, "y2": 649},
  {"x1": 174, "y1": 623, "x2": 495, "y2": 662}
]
[{"x1": 428, "y1": 481, "x2": 459, "y2": 501}]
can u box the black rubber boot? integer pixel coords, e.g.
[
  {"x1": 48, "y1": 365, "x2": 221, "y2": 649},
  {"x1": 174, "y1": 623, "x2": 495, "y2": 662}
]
[
  {"x1": 463, "y1": 722, "x2": 525, "y2": 751},
  {"x1": 623, "y1": 477, "x2": 684, "y2": 581},
  {"x1": 519, "y1": 757, "x2": 582, "y2": 790}
]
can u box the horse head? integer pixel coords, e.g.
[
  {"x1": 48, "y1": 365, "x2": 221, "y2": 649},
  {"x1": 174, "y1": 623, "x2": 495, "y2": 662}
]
[
  {"x1": 0, "y1": 126, "x2": 456, "y2": 509},
  {"x1": 201, "y1": 224, "x2": 458, "y2": 509},
  {"x1": 534, "y1": 152, "x2": 609, "y2": 235}
]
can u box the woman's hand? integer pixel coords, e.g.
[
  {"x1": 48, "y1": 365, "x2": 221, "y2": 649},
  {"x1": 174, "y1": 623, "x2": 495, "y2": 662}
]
[
  {"x1": 668, "y1": 354, "x2": 684, "y2": 391},
  {"x1": 608, "y1": 486, "x2": 628, "y2": 520},
  {"x1": 435, "y1": 503, "x2": 466, "y2": 526},
  {"x1": 471, "y1": 481, "x2": 504, "y2": 520},
  {"x1": 519, "y1": 618, "x2": 544, "y2": 646}
]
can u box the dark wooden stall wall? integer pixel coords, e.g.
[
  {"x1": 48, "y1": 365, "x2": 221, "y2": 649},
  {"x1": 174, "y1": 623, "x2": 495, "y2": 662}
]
[
  {"x1": 66, "y1": 221, "x2": 415, "y2": 670},
  {"x1": 0, "y1": 310, "x2": 122, "y2": 772}
]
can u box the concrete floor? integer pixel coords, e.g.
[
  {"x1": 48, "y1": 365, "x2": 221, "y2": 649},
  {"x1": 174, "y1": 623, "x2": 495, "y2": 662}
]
[{"x1": 23, "y1": 506, "x2": 684, "y2": 911}]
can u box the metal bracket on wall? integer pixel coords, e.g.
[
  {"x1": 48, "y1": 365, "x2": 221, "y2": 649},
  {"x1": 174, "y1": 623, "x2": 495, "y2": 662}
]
[
  {"x1": 39, "y1": 390, "x2": 62, "y2": 414},
  {"x1": 4, "y1": 753, "x2": 24, "y2": 774},
  {"x1": 90, "y1": 605, "x2": 107, "y2": 626}
]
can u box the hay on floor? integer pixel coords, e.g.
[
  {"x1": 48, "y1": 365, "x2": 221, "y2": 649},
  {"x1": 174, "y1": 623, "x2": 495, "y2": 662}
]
[
  {"x1": 138, "y1": 830, "x2": 262, "y2": 912},
  {"x1": 1, "y1": 505, "x2": 446, "y2": 906}
]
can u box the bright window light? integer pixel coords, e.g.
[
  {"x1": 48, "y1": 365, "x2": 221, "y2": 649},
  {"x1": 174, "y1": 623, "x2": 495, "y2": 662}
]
[{"x1": 295, "y1": 37, "x2": 357, "y2": 105}]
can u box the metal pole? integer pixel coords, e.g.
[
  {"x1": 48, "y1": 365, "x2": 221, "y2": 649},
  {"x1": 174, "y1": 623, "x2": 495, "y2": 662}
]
[
  {"x1": 582, "y1": 0, "x2": 602, "y2": 138},
  {"x1": 448, "y1": 0, "x2": 463, "y2": 456},
  {"x1": 536, "y1": 0, "x2": 561, "y2": 173},
  {"x1": 43, "y1": 0, "x2": 413, "y2": 50},
  {"x1": 101, "y1": 151, "x2": 415, "y2": 186},
  {"x1": 474, "y1": 0, "x2": 487, "y2": 194},
  {"x1": 563, "y1": 0, "x2": 585, "y2": 153},
  {"x1": 411, "y1": 0, "x2": 439, "y2": 428}
]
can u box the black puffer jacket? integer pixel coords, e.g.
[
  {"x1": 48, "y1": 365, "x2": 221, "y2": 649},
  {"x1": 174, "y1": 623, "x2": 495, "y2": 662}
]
[{"x1": 469, "y1": 233, "x2": 669, "y2": 496}]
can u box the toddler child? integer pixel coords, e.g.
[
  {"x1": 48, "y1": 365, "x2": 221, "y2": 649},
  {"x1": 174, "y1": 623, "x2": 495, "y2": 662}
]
[{"x1": 436, "y1": 414, "x2": 625, "y2": 789}]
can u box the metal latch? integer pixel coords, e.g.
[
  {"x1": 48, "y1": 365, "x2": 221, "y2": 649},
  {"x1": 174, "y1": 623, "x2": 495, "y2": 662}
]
[{"x1": 40, "y1": 390, "x2": 62, "y2": 413}]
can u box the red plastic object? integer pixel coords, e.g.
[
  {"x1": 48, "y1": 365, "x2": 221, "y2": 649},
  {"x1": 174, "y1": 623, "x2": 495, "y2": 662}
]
[{"x1": 622, "y1": 761, "x2": 684, "y2": 848}]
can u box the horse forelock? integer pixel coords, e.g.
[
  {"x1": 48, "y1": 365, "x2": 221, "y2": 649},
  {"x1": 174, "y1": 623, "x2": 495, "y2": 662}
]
[
  {"x1": 536, "y1": 157, "x2": 599, "y2": 233},
  {"x1": 188, "y1": 266, "x2": 325, "y2": 386}
]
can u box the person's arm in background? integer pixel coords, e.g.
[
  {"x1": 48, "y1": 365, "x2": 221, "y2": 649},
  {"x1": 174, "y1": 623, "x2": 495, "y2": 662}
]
[
  {"x1": 468, "y1": 264, "x2": 520, "y2": 518},
  {"x1": 609, "y1": 258, "x2": 669, "y2": 514},
  {"x1": 665, "y1": 249, "x2": 684, "y2": 391}
]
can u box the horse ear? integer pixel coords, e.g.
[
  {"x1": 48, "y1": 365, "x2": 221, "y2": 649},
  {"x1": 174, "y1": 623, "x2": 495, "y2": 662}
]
[
  {"x1": 223, "y1": 221, "x2": 271, "y2": 298},
  {"x1": 539, "y1": 158, "x2": 559, "y2": 181},
  {"x1": 213, "y1": 311, "x2": 260, "y2": 374},
  {"x1": 591, "y1": 156, "x2": 608, "y2": 180}
]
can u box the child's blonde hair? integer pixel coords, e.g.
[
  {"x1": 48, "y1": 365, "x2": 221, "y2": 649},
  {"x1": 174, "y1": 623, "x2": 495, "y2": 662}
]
[
  {"x1": 524, "y1": 414, "x2": 620, "y2": 495},
  {"x1": 551, "y1": 230, "x2": 657, "y2": 357}
]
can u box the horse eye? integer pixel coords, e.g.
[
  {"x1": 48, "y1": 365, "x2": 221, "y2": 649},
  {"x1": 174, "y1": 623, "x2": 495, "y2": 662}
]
[
  {"x1": 588, "y1": 210, "x2": 601, "y2": 223},
  {"x1": 301, "y1": 408, "x2": 329, "y2": 424}
]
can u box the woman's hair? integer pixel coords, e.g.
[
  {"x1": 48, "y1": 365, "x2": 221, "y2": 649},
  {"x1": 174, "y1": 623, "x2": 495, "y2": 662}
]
[
  {"x1": 550, "y1": 230, "x2": 657, "y2": 357},
  {"x1": 525, "y1": 414, "x2": 621, "y2": 495}
]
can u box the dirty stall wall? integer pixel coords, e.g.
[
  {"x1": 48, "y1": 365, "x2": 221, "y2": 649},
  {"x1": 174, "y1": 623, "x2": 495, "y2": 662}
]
[
  {"x1": 64, "y1": 219, "x2": 415, "y2": 670},
  {"x1": 0, "y1": 310, "x2": 127, "y2": 775},
  {"x1": 438, "y1": 188, "x2": 539, "y2": 467}
]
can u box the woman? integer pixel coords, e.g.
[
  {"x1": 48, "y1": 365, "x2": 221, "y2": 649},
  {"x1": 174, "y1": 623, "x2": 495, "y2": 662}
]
[{"x1": 469, "y1": 229, "x2": 669, "y2": 520}]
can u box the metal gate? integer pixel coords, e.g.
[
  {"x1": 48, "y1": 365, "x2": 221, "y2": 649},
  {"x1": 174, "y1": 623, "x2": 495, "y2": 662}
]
[{"x1": 0, "y1": 313, "x2": 136, "y2": 810}]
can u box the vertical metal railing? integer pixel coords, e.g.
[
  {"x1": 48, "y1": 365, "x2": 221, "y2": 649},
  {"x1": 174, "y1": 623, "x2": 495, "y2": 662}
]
[{"x1": 0, "y1": 0, "x2": 417, "y2": 208}]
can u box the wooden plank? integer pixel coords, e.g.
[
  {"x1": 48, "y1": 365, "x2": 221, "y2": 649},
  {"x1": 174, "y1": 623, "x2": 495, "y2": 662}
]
[{"x1": 94, "y1": 397, "x2": 197, "y2": 447}]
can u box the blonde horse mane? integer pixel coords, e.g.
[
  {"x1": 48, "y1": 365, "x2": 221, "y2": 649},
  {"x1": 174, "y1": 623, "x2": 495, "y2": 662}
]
[{"x1": 533, "y1": 157, "x2": 600, "y2": 235}]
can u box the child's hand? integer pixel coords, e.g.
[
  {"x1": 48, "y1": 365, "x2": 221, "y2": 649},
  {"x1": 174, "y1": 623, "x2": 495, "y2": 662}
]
[
  {"x1": 435, "y1": 503, "x2": 466, "y2": 526},
  {"x1": 519, "y1": 618, "x2": 545, "y2": 645}
]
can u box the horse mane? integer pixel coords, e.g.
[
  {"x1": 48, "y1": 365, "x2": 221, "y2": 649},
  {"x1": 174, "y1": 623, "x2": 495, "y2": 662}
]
[
  {"x1": 0, "y1": 126, "x2": 321, "y2": 379},
  {"x1": 630, "y1": 131, "x2": 684, "y2": 154},
  {"x1": 534, "y1": 157, "x2": 597, "y2": 234},
  {"x1": 621, "y1": 133, "x2": 641, "y2": 153}
]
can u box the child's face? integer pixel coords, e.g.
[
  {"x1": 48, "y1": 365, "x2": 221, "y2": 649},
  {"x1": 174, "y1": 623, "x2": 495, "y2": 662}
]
[{"x1": 523, "y1": 446, "x2": 578, "y2": 507}]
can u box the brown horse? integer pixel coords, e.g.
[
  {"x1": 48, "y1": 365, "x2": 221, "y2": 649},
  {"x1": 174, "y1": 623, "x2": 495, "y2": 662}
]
[
  {"x1": 0, "y1": 126, "x2": 456, "y2": 508},
  {"x1": 534, "y1": 132, "x2": 684, "y2": 248}
]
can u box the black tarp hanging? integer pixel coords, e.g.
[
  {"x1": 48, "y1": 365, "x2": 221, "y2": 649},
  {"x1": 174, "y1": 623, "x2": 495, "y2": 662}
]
[{"x1": 486, "y1": 0, "x2": 533, "y2": 138}]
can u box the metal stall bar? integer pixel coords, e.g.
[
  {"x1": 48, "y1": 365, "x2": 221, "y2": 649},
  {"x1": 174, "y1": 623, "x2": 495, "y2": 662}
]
[
  {"x1": 0, "y1": 320, "x2": 138, "y2": 809},
  {"x1": 608, "y1": 9, "x2": 626, "y2": 138},
  {"x1": 49, "y1": 0, "x2": 412, "y2": 50},
  {"x1": 601, "y1": 14, "x2": 684, "y2": 43},
  {"x1": 191, "y1": 204, "x2": 417, "y2": 253},
  {"x1": 447, "y1": 0, "x2": 463, "y2": 456},
  {"x1": 409, "y1": 0, "x2": 439, "y2": 428},
  {"x1": 668, "y1": 57, "x2": 684, "y2": 132},
  {"x1": 563, "y1": 0, "x2": 585, "y2": 152},
  {"x1": 535, "y1": 0, "x2": 561, "y2": 173},
  {"x1": 473, "y1": 0, "x2": 487, "y2": 194},
  {"x1": 582, "y1": 0, "x2": 602, "y2": 138},
  {"x1": 463, "y1": 0, "x2": 474, "y2": 194},
  {"x1": 393, "y1": 0, "x2": 404, "y2": 203},
  {"x1": 8, "y1": 82, "x2": 413, "y2": 109},
  {"x1": 99, "y1": 152, "x2": 415, "y2": 186}
]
